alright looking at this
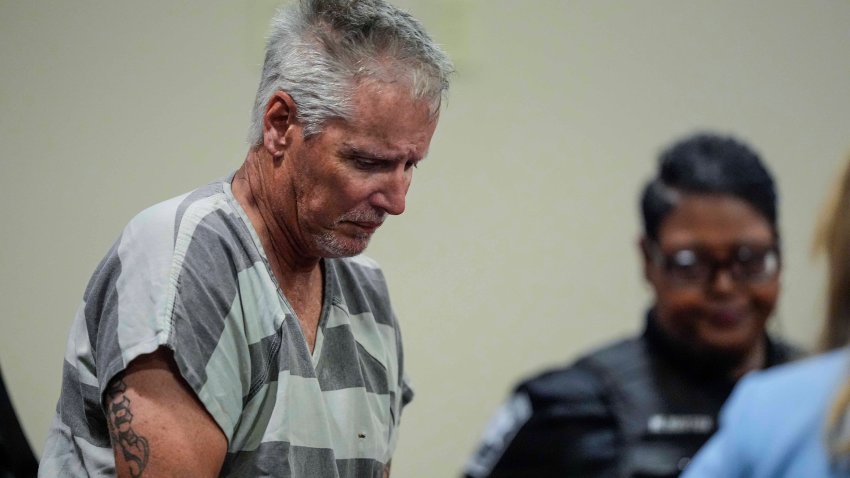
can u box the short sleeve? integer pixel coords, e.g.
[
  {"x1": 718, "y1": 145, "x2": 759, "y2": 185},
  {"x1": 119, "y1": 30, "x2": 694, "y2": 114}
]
[{"x1": 165, "y1": 204, "x2": 274, "y2": 442}]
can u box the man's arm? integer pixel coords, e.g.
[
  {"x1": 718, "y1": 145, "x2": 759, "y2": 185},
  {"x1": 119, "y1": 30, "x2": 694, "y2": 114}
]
[{"x1": 104, "y1": 348, "x2": 227, "y2": 478}]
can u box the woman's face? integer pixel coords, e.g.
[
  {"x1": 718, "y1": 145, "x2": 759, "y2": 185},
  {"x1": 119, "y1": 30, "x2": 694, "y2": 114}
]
[{"x1": 642, "y1": 193, "x2": 780, "y2": 362}]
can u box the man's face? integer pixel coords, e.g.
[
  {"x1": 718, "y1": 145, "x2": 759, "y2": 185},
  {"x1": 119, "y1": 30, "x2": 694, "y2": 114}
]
[
  {"x1": 274, "y1": 80, "x2": 438, "y2": 258},
  {"x1": 643, "y1": 194, "x2": 780, "y2": 362}
]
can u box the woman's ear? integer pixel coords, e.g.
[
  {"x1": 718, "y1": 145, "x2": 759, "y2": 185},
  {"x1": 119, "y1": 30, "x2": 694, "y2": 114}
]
[{"x1": 639, "y1": 235, "x2": 654, "y2": 282}]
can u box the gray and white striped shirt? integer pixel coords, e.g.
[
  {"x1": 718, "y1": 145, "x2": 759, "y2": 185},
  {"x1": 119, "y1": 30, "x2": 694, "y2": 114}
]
[{"x1": 39, "y1": 175, "x2": 413, "y2": 477}]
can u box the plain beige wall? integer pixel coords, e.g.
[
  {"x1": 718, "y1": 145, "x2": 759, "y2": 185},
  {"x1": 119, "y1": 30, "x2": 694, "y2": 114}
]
[{"x1": 2, "y1": 1, "x2": 850, "y2": 476}]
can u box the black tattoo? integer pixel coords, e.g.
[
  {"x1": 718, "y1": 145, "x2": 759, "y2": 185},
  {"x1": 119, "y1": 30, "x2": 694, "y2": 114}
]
[{"x1": 106, "y1": 379, "x2": 150, "y2": 477}]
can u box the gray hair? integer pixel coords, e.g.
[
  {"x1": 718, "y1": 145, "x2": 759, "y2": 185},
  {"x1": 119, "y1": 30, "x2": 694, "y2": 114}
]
[{"x1": 247, "y1": 0, "x2": 454, "y2": 145}]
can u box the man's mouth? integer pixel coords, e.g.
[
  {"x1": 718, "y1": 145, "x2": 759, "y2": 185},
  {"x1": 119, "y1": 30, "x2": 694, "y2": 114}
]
[{"x1": 350, "y1": 221, "x2": 382, "y2": 233}]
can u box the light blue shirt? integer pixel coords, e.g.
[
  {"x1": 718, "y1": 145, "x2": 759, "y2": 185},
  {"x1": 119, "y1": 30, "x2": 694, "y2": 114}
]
[{"x1": 683, "y1": 348, "x2": 850, "y2": 478}]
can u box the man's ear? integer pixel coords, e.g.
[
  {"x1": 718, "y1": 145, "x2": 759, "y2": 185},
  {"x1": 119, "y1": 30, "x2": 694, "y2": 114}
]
[{"x1": 262, "y1": 91, "x2": 298, "y2": 158}]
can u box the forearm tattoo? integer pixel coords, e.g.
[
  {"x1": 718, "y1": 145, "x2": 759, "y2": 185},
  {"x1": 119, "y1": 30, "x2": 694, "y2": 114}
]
[{"x1": 106, "y1": 379, "x2": 150, "y2": 477}]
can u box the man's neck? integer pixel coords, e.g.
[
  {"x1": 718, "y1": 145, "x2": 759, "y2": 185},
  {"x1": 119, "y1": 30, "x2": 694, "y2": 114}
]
[
  {"x1": 232, "y1": 150, "x2": 320, "y2": 276},
  {"x1": 232, "y1": 150, "x2": 325, "y2": 352}
]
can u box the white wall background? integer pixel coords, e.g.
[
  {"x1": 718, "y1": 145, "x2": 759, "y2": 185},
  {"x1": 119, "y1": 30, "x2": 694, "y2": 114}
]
[{"x1": 2, "y1": 1, "x2": 849, "y2": 476}]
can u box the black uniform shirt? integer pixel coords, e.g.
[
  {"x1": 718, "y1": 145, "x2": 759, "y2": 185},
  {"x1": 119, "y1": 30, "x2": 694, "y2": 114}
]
[{"x1": 463, "y1": 310, "x2": 803, "y2": 478}]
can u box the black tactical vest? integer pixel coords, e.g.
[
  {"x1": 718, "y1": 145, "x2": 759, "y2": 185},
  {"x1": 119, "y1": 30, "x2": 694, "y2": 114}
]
[{"x1": 573, "y1": 319, "x2": 802, "y2": 477}]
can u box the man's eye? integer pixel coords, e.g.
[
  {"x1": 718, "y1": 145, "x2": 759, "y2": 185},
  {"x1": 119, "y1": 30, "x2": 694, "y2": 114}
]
[
  {"x1": 354, "y1": 158, "x2": 381, "y2": 169},
  {"x1": 405, "y1": 160, "x2": 419, "y2": 170}
]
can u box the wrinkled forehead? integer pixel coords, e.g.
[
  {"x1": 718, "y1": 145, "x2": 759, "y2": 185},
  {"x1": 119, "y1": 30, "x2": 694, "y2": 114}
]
[
  {"x1": 317, "y1": 79, "x2": 438, "y2": 159},
  {"x1": 351, "y1": 78, "x2": 437, "y2": 124}
]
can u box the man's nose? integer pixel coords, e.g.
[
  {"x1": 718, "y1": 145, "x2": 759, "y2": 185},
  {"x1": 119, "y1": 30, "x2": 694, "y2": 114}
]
[{"x1": 371, "y1": 169, "x2": 410, "y2": 216}]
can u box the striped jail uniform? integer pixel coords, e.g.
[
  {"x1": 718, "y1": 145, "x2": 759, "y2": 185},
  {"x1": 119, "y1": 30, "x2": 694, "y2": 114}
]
[{"x1": 38, "y1": 175, "x2": 413, "y2": 477}]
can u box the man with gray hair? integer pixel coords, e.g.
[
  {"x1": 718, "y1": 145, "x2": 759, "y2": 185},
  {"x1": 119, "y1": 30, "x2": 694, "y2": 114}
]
[{"x1": 38, "y1": 1, "x2": 452, "y2": 476}]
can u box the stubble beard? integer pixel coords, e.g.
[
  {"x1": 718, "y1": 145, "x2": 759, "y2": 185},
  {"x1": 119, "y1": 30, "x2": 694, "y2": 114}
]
[
  {"x1": 315, "y1": 230, "x2": 371, "y2": 257},
  {"x1": 314, "y1": 208, "x2": 387, "y2": 258}
]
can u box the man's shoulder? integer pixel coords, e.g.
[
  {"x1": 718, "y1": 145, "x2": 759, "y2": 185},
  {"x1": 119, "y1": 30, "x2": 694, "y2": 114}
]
[
  {"x1": 97, "y1": 177, "x2": 251, "y2": 297},
  {"x1": 123, "y1": 179, "x2": 229, "y2": 239}
]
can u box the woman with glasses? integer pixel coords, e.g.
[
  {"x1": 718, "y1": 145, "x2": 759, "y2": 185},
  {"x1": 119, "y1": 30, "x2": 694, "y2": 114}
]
[
  {"x1": 682, "y1": 155, "x2": 850, "y2": 477},
  {"x1": 463, "y1": 132, "x2": 803, "y2": 478}
]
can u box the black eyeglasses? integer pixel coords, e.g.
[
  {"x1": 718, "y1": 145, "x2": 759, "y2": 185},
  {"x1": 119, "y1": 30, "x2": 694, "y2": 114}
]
[{"x1": 650, "y1": 242, "x2": 780, "y2": 287}]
